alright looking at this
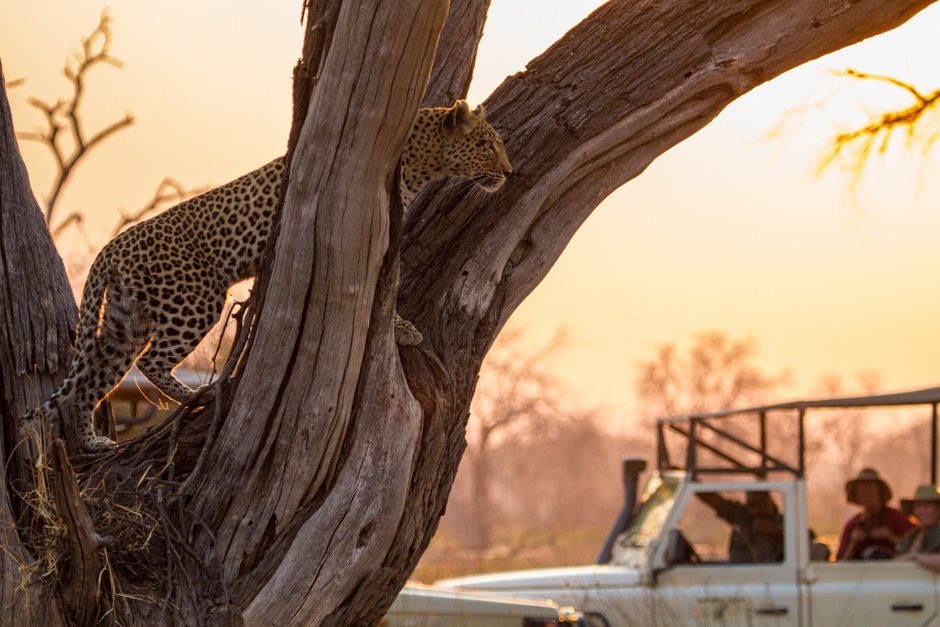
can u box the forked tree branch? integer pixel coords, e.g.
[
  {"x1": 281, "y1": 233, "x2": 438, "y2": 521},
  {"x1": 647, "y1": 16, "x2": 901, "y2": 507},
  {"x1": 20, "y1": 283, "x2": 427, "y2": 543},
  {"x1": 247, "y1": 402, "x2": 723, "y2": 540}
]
[
  {"x1": 18, "y1": 11, "x2": 135, "y2": 224},
  {"x1": 818, "y1": 68, "x2": 940, "y2": 179}
]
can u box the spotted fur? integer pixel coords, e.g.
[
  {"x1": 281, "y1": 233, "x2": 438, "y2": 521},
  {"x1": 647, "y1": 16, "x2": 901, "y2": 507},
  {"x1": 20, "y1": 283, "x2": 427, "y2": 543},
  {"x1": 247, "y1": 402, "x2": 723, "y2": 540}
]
[{"x1": 23, "y1": 101, "x2": 511, "y2": 452}]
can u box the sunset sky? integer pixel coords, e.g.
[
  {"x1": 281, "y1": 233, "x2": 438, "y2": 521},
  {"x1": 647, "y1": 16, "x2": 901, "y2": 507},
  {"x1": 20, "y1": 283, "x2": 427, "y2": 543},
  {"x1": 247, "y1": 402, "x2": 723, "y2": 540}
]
[{"x1": 3, "y1": 1, "x2": 940, "y2": 426}]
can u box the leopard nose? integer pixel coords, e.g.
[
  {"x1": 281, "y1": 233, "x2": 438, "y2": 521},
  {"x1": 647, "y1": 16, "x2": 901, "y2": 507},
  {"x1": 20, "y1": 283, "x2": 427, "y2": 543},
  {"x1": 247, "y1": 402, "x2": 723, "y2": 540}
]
[{"x1": 502, "y1": 161, "x2": 513, "y2": 176}]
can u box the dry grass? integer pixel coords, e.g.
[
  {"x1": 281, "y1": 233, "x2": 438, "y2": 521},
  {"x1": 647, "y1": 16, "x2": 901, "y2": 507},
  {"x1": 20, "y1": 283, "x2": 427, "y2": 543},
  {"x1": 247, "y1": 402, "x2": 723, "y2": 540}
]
[{"x1": 11, "y1": 395, "x2": 222, "y2": 621}]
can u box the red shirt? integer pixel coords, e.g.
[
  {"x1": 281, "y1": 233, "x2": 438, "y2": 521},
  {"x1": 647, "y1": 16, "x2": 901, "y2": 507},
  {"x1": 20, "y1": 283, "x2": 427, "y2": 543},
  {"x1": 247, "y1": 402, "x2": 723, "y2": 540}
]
[{"x1": 836, "y1": 506, "x2": 915, "y2": 560}]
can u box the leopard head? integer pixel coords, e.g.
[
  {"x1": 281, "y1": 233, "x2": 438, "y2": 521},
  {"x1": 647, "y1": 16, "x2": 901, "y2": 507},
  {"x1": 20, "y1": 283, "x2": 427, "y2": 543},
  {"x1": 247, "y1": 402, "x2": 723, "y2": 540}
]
[
  {"x1": 400, "y1": 101, "x2": 513, "y2": 206},
  {"x1": 439, "y1": 100, "x2": 512, "y2": 192}
]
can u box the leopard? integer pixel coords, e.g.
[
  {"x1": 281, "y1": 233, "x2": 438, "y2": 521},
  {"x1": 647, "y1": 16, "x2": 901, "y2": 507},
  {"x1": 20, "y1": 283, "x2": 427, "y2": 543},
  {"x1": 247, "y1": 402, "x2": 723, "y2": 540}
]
[{"x1": 24, "y1": 100, "x2": 512, "y2": 452}]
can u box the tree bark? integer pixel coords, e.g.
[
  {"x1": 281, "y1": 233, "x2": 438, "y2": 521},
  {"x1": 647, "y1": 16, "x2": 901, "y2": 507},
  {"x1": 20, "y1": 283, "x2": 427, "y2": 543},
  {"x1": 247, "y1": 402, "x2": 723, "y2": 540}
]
[
  {"x1": 1, "y1": 0, "x2": 937, "y2": 625},
  {"x1": 184, "y1": 1, "x2": 451, "y2": 624},
  {"x1": 0, "y1": 61, "x2": 73, "y2": 627}
]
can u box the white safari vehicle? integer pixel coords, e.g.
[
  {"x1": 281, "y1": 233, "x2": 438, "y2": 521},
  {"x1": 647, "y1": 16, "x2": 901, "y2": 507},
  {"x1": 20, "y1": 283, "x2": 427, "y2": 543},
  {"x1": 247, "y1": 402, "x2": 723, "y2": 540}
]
[
  {"x1": 383, "y1": 584, "x2": 585, "y2": 626},
  {"x1": 436, "y1": 386, "x2": 940, "y2": 626}
]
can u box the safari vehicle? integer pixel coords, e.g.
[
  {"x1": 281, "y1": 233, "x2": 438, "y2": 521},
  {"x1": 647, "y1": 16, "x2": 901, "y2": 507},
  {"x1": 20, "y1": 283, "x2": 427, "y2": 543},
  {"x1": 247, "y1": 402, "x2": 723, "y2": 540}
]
[
  {"x1": 382, "y1": 584, "x2": 585, "y2": 626},
  {"x1": 436, "y1": 386, "x2": 940, "y2": 626}
]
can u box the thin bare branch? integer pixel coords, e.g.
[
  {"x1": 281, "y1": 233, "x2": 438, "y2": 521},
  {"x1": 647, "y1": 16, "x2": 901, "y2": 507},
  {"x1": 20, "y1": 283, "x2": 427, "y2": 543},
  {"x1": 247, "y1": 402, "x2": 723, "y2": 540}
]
[
  {"x1": 818, "y1": 68, "x2": 940, "y2": 182},
  {"x1": 112, "y1": 178, "x2": 209, "y2": 236},
  {"x1": 19, "y1": 11, "x2": 135, "y2": 224},
  {"x1": 837, "y1": 68, "x2": 931, "y2": 102},
  {"x1": 50, "y1": 212, "x2": 83, "y2": 239}
]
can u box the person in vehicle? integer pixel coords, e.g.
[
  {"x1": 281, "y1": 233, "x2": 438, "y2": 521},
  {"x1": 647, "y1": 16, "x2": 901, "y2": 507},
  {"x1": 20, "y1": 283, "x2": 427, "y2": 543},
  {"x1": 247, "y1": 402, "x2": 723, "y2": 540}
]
[
  {"x1": 809, "y1": 529, "x2": 831, "y2": 561},
  {"x1": 837, "y1": 468, "x2": 914, "y2": 560},
  {"x1": 896, "y1": 485, "x2": 940, "y2": 570},
  {"x1": 696, "y1": 490, "x2": 784, "y2": 563}
]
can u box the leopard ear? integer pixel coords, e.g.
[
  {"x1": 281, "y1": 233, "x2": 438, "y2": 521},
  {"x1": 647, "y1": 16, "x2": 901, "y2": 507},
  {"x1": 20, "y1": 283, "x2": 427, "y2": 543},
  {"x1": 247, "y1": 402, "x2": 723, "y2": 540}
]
[
  {"x1": 473, "y1": 104, "x2": 486, "y2": 118},
  {"x1": 443, "y1": 100, "x2": 474, "y2": 136}
]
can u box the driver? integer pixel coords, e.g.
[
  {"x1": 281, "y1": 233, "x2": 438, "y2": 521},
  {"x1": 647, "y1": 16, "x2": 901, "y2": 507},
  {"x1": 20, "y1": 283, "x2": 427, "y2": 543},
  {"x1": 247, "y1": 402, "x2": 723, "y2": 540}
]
[{"x1": 696, "y1": 491, "x2": 785, "y2": 563}]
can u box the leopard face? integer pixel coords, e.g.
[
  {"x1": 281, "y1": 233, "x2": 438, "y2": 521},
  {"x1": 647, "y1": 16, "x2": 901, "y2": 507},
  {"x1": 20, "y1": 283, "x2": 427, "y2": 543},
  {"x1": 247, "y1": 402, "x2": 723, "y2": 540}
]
[
  {"x1": 441, "y1": 103, "x2": 512, "y2": 192},
  {"x1": 401, "y1": 101, "x2": 513, "y2": 206}
]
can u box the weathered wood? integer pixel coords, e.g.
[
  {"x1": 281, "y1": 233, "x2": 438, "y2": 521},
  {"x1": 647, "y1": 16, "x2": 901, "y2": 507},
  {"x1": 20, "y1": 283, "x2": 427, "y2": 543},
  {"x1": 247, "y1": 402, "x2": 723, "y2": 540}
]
[
  {"x1": 0, "y1": 62, "x2": 76, "y2": 421},
  {"x1": 0, "y1": 60, "x2": 72, "y2": 627},
  {"x1": 184, "y1": 0, "x2": 451, "y2": 610},
  {"x1": 403, "y1": 0, "x2": 938, "y2": 349},
  {"x1": 50, "y1": 440, "x2": 101, "y2": 627},
  {"x1": 423, "y1": 0, "x2": 491, "y2": 107}
]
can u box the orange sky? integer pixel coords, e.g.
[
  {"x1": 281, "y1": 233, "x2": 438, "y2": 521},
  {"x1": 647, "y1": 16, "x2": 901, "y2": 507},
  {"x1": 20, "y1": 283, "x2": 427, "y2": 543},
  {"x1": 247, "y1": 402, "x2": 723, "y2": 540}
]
[{"x1": 3, "y1": 1, "x2": 940, "y2": 426}]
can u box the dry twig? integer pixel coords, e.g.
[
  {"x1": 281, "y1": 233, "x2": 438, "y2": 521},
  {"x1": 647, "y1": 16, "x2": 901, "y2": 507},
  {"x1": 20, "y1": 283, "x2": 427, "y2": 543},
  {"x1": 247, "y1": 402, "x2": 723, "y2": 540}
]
[
  {"x1": 819, "y1": 69, "x2": 940, "y2": 180},
  {"x1": 112, "y1": 178, "x2": 209, "y2": 236},
  {"x1": 17, "y1": 11, "x2": 134, "y2": 224}
]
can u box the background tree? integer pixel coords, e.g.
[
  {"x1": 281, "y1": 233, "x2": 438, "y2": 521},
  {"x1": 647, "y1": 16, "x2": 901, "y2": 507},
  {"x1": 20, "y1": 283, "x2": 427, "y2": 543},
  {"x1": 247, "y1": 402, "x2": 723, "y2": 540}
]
[
  {"x1": 460, "y1": 328, "x2": 568, "y2": 549},
  {"x1": 18, "y1": 11, "x2": 133, "y2": 226},
  {"x1": 1, "y1": 0, "x2": 936, "y2": 624},
  {"x1": 19, "y1": 11, "x2": 202, "y2": 241},
  {"x1": 636, "y1": 331, "x2": 787, "y2": 417}
]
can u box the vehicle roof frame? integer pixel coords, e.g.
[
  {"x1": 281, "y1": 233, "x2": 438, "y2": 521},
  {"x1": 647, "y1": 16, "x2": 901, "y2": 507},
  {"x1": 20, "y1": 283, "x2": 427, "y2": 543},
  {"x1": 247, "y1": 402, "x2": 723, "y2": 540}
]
[{"x1": 656, "y1": 385, "x2": 940, "y2": 482}]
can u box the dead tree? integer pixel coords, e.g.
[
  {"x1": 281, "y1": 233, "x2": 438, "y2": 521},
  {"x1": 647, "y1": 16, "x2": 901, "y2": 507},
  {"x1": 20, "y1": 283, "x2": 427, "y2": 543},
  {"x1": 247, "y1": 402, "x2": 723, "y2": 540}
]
[
  {"x1": 1, "y1": 0, "x2": 936, "y2": 624},
  {"x1": 0, "y1": 56, "x2": 76, "y2": 625}
]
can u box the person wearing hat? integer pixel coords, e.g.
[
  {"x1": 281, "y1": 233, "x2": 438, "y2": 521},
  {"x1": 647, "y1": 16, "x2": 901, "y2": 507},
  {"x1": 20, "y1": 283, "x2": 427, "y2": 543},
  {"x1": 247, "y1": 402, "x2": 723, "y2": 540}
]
[
  {"x1": 836, "y1": 468, "x2": 914, "y2": 561},
  {"x1": 896, "y1": 485, "x2": 940, "y2": 569}
]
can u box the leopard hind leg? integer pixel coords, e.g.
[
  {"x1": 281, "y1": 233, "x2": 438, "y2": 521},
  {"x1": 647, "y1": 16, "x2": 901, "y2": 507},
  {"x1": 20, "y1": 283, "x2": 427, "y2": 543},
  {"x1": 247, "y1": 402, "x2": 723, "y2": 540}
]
[
  {"x1": 69, "y1": 276, "x2": 151, "y2": 451},
  {"x1": 135, "y1": 290, "x2": 225, "y2": 403}
]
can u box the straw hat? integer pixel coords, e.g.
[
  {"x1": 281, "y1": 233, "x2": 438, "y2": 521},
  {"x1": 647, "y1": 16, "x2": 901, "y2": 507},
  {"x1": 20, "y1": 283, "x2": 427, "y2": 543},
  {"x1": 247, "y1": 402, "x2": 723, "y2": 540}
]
[
  {"x1": 845, "y1": 468, "x2": 891, "y2": 505},
  {"x1": 901, "y1": 485, "x2": 940, "y2": 516}
]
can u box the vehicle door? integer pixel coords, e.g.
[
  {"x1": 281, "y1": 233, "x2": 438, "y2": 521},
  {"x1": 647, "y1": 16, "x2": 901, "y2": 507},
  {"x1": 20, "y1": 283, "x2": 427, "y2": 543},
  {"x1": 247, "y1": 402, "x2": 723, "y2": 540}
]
[
  {"x1": 651, "y1": 481, "x2": 804, "y2": 626},
  {"x1": 808, "y1": 560, "x2": 938, "y2": 626}
]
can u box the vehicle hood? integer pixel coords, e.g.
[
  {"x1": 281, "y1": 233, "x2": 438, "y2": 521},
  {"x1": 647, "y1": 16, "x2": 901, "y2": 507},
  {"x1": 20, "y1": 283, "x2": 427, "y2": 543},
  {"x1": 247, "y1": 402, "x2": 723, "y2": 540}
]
[
  {"x1": 387, "y1": 584, "x2": 561, "y2": 618},
  {"x1": 434, "y1": 564, "x2": 642, "y2": 594}
]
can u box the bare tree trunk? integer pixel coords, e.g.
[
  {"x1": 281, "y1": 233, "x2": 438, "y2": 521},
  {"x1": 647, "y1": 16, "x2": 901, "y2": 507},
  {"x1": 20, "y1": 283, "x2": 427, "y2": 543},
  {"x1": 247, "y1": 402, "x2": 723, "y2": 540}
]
[
  {"x1": 1, "y1": 0, "x2": 936, "y2": 625},
  {"x1": 184, "y1": 1, "x2": 452, "y2": 624},
  {"x1": 0, "y1": 60, "x2": 74, "y2": 627}
]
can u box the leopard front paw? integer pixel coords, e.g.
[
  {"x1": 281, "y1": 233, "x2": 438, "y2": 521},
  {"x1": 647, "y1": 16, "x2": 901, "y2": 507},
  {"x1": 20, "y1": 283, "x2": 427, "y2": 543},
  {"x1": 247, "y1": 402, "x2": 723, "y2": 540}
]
[
  {"x1": 82, "y1": 434, "x2": 117, "y2": 453},
  {"x1": 394, "y1": 314, "x2": 423, "y2": 346}
]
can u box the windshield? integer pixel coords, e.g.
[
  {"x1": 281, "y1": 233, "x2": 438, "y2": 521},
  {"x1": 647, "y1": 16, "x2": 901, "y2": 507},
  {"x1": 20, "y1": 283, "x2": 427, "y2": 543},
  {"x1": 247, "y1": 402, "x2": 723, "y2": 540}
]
[{"x1": 611, "y1": 474, "x2": 680, "y2": 568}]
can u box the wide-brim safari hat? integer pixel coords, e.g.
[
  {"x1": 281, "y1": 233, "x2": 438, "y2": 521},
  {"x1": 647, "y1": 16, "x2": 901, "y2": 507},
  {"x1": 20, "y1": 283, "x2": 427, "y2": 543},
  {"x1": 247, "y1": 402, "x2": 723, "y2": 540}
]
[
  {"x1": 901, "y1": 485, "x2": 940, "y2": 516},
  {"x1": 845, "y1": 468, "x2": 892, "y2": 505}
]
